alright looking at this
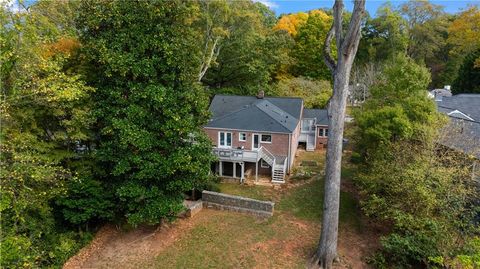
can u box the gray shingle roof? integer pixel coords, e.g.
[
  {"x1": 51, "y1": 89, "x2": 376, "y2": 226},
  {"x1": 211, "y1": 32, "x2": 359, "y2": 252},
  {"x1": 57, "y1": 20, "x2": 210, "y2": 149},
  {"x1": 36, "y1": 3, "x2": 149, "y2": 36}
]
[
  {"x1": 429, "y1": 89, "x2": 452, "y2": 101},
  {"x1": 303, "y1": 108, "x2": 329, "y2": 125},
  {"x1": 206, "y1": 95, "x2": 303, "y2": 133},
  {"x1": 436, "y1": 94, "x2": 480, "y2": 121},
  {"x1": 436, "y1": 94, "x2": 480, "y2": 159},
  {"x1": 438, "y1": 118, "x2": 480, "y2": 159}
]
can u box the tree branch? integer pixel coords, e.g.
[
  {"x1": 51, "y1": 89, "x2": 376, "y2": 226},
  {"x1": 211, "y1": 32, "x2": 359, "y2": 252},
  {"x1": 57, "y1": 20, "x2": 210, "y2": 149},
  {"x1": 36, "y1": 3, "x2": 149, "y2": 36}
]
[
  {"x1": 341, "y1": 0, "x2": 366, "y2": 56},
  {"x1": 323, "y1": 24, "x2": 336, "y2": 72},
  {"x1": 334, "y1": 0, "x2": 344, "y2": 54},
  {"x1": 198, "y1": 36, "x2": 221, "y2": 82}
]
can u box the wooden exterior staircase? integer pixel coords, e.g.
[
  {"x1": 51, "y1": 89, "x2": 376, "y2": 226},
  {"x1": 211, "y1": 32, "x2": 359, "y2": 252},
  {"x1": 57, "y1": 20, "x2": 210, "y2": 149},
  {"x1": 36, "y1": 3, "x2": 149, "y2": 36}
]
[
  {"x1": 258, "y1": 147, "x2": 286, "y2": 183},
  {"x1": 212, "y1": 146, "x2": 287, "y2": 183},
  {"x1": 306, "y1": 134, "x2": 315, "y2": 151}
]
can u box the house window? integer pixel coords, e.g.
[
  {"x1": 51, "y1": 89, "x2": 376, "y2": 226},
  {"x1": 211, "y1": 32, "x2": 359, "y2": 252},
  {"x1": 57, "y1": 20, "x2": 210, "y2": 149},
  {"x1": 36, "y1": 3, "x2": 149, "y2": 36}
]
[
  {"x1": 302, "y1": 119, "x2": 314, "y2": 132},
  {"x1": 318, "y1": 128, "x2": 328, "y2": 137},
  {"x1": 219, "y1": 132, "x2": 232, "y2": 148},
  {"x1": 261, "y1": 134, "x2": 272, "y2": 143},
  {"x1": 239, "y1": 132, "x2": 247, "y2": 142},
  {"x1": 261, "y1": 159, "x2": 270, "y2": 168}
]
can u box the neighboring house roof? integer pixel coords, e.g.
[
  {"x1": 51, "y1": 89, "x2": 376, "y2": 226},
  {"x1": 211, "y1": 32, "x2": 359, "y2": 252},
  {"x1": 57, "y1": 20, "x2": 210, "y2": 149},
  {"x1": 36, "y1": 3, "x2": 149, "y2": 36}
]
[
  {"x1": 439, "y1": 118, "x2": 480, "y2": 159},
  {"x1": 436, "y1": 94, "x2": 480, "y2": 159},
  {"x1": 206, "y1": 95, "x2": 303, "y2": 133},
  {"x1": 429, "y1": 88, "x2": 452, "y2": 101},
  {"x1": 303, "y1": 108, "x2": 329, "y2": 125},
  {"x1": 436, "y1": 94, "x2": 480, "y2": 121},
  {"x1": 447, "y1": 110, "x2": 474, "y2": 121}
]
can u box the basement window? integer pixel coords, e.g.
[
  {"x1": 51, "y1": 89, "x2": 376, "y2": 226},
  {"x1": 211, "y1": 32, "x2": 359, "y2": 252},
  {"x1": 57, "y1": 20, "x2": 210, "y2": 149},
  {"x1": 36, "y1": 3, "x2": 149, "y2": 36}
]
[
  {"x1": 318, "y1": 128, "x2": 328, "y2": 137},
  {"x1": 261, "y1": 159, "x2": 270, "y2": 168}
]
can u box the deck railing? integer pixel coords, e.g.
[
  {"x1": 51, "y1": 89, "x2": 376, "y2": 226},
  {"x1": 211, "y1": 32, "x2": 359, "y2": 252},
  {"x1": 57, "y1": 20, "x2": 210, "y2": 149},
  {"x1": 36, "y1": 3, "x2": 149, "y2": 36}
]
[
  {"x1": 213, "y1": 146, "x2": 287, "y2": 182},
  {"x1": 212, "y1": 147, "x2": 259, "y2": 162},
  {"x1": 258, "y1": 146, "x2": 275, "y2": 165}
]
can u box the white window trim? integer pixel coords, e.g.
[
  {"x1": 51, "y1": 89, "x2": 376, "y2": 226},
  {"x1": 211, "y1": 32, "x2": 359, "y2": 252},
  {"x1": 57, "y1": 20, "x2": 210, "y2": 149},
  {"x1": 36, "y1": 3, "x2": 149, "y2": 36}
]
[
  {"x1": 447, "y1": 110, "x2": 474, "y2": 121},
  {"x1": 218, "y1": 131, "x2": 232, "y2": 148},
  {"x1": 252, "y1": 133, "x2": 260, "y2": 150},
  {"x1": 261, "y1": 159, "x2": 270, "y2": 168},
  {"x1": 239, "y1": 132, "x2": 247, "y2": 142},
  {"x1": 260, "y1": 134, "x2": 272, "y2": 143},
  {"x1": 318, "y1": 128, "x2": 328, "y2": 137},
  {"x1": 301, "y1": 118, "x2": 315, "y2": 133}
]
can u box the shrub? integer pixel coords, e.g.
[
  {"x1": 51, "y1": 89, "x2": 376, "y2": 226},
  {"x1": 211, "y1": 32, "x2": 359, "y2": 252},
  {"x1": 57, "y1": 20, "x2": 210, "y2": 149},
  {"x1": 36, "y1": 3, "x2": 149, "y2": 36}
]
[{"x1": 56, "y1": 177, "x2": 115, "y2": 227}]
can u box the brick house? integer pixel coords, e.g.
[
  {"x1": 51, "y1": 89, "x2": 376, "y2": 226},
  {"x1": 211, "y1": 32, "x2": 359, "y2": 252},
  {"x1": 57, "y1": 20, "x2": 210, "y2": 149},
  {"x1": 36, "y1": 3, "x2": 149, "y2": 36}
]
[{"x1": 204, "y1": 93, "x2": 329, "y2": 183}]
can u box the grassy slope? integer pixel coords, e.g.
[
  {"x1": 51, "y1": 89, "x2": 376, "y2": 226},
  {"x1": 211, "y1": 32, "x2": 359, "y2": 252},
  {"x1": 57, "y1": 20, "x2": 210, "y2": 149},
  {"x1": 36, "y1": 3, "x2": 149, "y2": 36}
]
[
  {"x1": 152, "y1": 151, "x2": 364, "y2": 268},
  {"x1": 278, "y1": 177, "x2": 361, "y2": 230}
]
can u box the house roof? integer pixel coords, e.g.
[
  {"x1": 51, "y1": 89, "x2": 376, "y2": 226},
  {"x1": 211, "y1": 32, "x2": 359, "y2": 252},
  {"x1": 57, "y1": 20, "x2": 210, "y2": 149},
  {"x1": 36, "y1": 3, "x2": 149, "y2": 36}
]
[
  {"x1": 429, "y1": 88, "x2": 452, "y2": 101},
  {"x1": 303, "y1": 108, "x2": 329, "y2": 125},
  {"x1": 436, "y1": 94, "x2": 480, "y2": 159},
  {"x1": 438, "y1": 118, "x2": 480, "y2": 159},
  {"x1": 436, "y1": 94, "x2": 480, "y2": 121},
  {"x1": 206, "y1": 95, "x2": 303, "y2": 133}
]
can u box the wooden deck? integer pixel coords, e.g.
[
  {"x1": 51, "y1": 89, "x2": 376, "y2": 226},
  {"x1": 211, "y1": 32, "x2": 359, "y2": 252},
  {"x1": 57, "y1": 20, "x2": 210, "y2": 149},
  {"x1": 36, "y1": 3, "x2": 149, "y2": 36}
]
[{"x1": 212, "y1": 147, "x2": 287, "y2": 183}]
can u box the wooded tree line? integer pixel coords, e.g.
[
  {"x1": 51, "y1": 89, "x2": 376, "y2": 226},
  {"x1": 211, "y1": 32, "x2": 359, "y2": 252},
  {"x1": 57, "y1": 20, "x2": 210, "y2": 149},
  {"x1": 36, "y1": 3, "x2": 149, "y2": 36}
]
[
  {"x1": 0, "y1": 0, "x2": 479, "y2": 268},
  {"x1": 348, "y1": 4, "x2": 480, "y2": 268},
  {"x1": 356, "y1": 1, "x2": 480, "y2": 93},
  {"x1": 352, "y1": 55, "x2": 479, "y2": 268}
]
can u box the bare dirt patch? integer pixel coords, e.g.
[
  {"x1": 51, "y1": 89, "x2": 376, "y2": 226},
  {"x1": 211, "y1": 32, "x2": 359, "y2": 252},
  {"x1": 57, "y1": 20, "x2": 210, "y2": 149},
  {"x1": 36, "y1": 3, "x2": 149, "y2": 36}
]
[
  {"x1": 65, "y1": 206, "x2": 378, "y2": 269},
  {"x1": 337, "y1": 225, "x2": 379, "y2": 269},
  {"x1": 63, "y1": 216, "x2": 202, "y2": 269}
]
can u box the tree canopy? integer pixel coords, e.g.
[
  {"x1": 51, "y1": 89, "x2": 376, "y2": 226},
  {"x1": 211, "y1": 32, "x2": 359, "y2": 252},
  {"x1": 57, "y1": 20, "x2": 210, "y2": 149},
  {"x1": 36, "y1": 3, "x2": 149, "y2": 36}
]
[
  {"x1": 1, "y1": 0, "x2": 479, "y2": 267},
  {"x1": 77, "y1": 0, "x2": 215, "y2": 225},
  {"x1": 1, "y1": 1, "x2": 97, "y2": 267},
  {"x1": 452, "y1": 48, "x2": 480, "y2": 94},
  {"x1": 357, "y1": 3, "x2": 408, "y2": 63},
  {"x1": 353, "y1": 54, "x2": 478, "y2": 268}
]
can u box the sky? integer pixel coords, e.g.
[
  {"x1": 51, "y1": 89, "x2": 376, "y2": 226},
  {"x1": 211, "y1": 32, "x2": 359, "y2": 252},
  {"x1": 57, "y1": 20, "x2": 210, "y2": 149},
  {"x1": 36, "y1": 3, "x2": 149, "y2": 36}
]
[
  {"x1": 256, "y1": 0, "x2": 480, "y2": 16},
  {"x1": 4, "y1": 0, "x2": 479, "y2": 17}
]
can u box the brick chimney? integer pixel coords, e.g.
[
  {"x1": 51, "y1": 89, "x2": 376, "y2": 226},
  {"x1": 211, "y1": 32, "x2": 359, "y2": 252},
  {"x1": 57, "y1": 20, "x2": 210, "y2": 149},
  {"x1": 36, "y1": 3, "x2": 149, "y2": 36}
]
[{"x1": 256, "y1": 90, "x2": 265, "y2": 99}]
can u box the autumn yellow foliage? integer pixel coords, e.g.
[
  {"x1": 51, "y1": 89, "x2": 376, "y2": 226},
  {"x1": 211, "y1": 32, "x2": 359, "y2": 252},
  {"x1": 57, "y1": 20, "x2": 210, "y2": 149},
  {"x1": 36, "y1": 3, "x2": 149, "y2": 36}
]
[
  {"x1": 448, "y1": 6, "x2": 480, "y2": 57},
  {"x1": 273, "y1": 10, "x2": 331, "y2": 37},
  {"x1": 42, "y1": 37, "x2": 81, "y2": 58},
  {"x1": 309, "y1": 9, "x2": 331, "y2": 21},
  {"x1": 273, "y1": 12, "x2": 308, "y2": 36}
]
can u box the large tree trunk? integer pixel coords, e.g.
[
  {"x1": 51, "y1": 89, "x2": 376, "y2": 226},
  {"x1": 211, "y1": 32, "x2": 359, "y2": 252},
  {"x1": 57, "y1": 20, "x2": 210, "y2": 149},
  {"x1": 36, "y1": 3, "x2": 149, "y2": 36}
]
[{"x1": 310, "y1": 1, "x2": 365, "y2": 268}]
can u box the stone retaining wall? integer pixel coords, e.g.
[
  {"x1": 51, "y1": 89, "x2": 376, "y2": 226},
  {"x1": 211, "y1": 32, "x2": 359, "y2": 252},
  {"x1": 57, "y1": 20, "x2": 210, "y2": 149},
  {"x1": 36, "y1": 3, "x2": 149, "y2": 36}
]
[
  {"x1": 183, "y1": 200, "x2": 203, "y2": 218},
  {"x1": 202, "y1": 190, "x2": 274, "y2": 217}
]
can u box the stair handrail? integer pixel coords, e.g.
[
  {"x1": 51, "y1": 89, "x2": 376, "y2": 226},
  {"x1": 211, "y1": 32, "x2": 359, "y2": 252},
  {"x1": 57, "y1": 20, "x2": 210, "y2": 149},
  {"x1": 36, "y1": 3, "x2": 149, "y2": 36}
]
[{"x1": 259, "y1": 146, "x2": 276, "y2": 165}]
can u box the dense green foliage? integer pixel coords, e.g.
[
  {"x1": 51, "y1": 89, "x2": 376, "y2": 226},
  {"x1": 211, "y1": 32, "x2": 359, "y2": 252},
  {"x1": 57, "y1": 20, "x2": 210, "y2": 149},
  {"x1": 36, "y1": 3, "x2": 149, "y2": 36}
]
[
  {"x1": 289, "y1": 10, "x2": 332, "y2": 80},
  {"x1": 76, "y1": 0, "x2": 216, "y2": 226},
  {"x1": 356, "y1": 1, "x2": 480, "y2": 90},
  {"x1": 1, "y1": 1, "x2": 96, "y2": 267},
  {"x1": 200, "y1": 0, "x2": 291, "y2": 96},
  {"x1": 1, "y1": 0, "x2": 479, "y2": 267},
  {"x1": 275, "y1": 77, "x2": 331, "y2": 108},
  {"x1": 357, "y1": 3, "x2": 408, "y2": 64},
  {"x1": 354, "y1": 55, "x2": 436, "y2": 158},
  {"x1": 452, "y1": 49, "x2": 480, "y2": 94},
  {"x1": 353, "y1": 55, "x2": 478, "y2": 268}
]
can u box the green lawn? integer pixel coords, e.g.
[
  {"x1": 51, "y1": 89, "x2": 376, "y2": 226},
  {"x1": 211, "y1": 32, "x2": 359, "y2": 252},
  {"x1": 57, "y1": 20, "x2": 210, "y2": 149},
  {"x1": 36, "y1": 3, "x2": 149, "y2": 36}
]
[
  {"x1": 152, "y1": 210, "x2": 314, "y2": 269},
  {"x1": 277, "y1": 177, "x2": 361, "y2": 230},
  {"x1": 218, "y1": 182, "x2": 276, "y2": 201},
  {"x1": 151, "y1": 151, "x2": 364, "y2": 268}
]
